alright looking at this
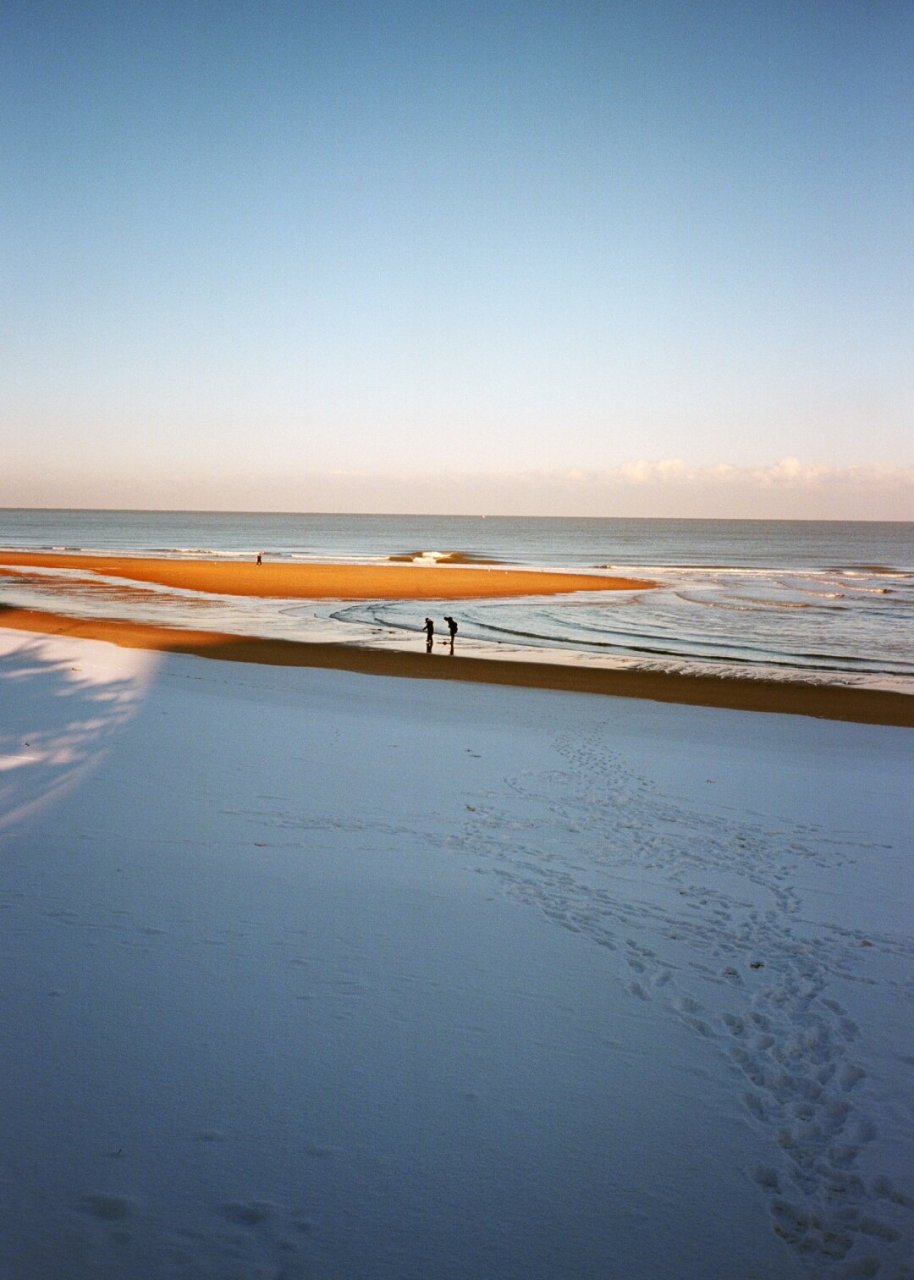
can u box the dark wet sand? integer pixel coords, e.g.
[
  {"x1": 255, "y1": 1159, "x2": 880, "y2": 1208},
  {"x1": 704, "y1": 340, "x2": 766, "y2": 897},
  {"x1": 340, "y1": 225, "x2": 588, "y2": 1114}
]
[{"x1": 2, "y1": 606, "x2": 911, "y2": 727}]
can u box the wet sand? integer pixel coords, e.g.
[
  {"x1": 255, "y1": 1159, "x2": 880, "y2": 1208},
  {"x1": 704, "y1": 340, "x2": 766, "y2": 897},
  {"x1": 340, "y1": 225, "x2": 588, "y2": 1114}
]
[
  {"x1": 0, "y1": 552, "x2": 653, "y2": 599},
  {"x1": 1, "y1": 605, "x2": 911, "y2": 727}
]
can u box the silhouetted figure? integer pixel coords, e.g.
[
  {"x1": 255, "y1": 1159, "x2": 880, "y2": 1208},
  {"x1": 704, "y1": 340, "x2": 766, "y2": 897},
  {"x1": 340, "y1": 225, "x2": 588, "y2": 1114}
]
[
  {"x1": 424, "y1": 617, "x2": 434, "y2": 653},
  {"x1": 256, "y1": 553, "x2": 262, "y2": 565},
  {"x1": 443, "y1": 615, "x2": 457, "y2": 653}
]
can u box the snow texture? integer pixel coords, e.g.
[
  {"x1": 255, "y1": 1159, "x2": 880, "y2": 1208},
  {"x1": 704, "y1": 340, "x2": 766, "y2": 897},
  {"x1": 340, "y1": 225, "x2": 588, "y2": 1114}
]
[{"x1": 1, "y1": 631, "x2": 912, "y2": 1280}]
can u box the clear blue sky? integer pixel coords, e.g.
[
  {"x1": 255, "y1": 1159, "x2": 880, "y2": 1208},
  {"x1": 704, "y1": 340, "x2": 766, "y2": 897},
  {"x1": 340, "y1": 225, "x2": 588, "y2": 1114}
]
[{"x1": 3, "y1": 0, "x2": 912, "y2": 516}]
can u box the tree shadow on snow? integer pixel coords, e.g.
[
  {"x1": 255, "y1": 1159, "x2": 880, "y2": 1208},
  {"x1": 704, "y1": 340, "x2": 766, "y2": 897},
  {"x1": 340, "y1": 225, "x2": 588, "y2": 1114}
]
[{"x1": 0, "y1": 632, "x2": 155, "y2": 832}]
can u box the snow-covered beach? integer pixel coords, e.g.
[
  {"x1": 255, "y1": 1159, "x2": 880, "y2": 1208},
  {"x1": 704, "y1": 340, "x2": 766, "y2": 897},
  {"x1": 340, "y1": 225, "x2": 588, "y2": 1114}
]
[
  {"x1": 2, "y1": 626, "x2": 912, "y2": 1279},
  {"x1": 6, "y1": 0, "x2": 914, "y2": 1259}
]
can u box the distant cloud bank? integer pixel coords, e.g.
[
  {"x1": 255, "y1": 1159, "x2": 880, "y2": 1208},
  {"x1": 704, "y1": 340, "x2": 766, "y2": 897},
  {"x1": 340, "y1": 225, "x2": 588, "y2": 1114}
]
[
  {"x1": 4, "y1": 457, "x2": 913, "y2": 519},
  {"x1": 310, "y1": 458, "x2": 914, "y2": 519},
  {"x1": 603, "y1": 457, "x2": 914, "y2": 491},
  {"x1": 493, "y1": 458, "x2": 914, "y2": 519}
]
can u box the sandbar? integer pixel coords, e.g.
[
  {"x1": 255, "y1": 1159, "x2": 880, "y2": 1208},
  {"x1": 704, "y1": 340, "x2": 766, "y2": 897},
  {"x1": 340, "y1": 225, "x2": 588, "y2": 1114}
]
[
  {"x1": 0, "y1": 551, "x2": 653, "y2": 599},
  {"x1": 1, "y1": 605, "x2": 911, "y2": 727}
]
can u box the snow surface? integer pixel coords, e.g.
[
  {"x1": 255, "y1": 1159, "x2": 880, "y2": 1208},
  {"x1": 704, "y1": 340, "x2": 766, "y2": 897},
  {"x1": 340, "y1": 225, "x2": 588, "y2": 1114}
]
[{"x1": 1, "y1": 630, "x2": 912, "y2": 1280}]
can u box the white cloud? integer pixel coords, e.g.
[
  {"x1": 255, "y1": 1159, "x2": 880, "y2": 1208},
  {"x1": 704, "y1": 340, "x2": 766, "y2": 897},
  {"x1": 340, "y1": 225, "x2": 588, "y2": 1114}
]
[
  {"x1": 509, "y1": 459, "x2": 914, "y2": 518},
  {"x1": 552, "y1": 456, "x2": 914, "y2": 494},
  {"x1": 3, "y1": 456, "x2": 913, "y2": 520},
  {"x1": 437, "y1": 459, "x2": 914, "y2": 518},
  {"x1": 329, "y1": 457, "x2": 914, "y2": 518},
  {"x1": 637, "y1": 457, "x2": 908, "y2": 486}
]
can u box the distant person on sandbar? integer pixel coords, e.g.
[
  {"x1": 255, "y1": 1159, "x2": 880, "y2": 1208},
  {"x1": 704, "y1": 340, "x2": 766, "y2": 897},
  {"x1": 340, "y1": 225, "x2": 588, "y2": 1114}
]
[
  {"x1": 256, "y1": 553, "x2": 262, "y2": 565},
  {"x1": 443, "y1": 615, "x2": 457, "y2": 653},
  {"x1": 424, "y1": 617, "x2": 434, "y2": 652}
]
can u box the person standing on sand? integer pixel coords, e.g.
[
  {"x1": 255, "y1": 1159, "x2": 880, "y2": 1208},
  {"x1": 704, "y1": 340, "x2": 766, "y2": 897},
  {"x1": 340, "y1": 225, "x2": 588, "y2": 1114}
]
[
  {"x1": 443, "y1": 615, "x2": 457, "y2": 653},
  {"x1": 424, "y1": 617, "x2": 434, "y2": 652},
  {"x1": 256, "y1": 553, "x2": 262, "y2": 565}
]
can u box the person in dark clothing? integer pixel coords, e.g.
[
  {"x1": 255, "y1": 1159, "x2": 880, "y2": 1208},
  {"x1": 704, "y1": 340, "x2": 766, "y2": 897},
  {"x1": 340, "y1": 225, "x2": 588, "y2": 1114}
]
[
  {"x1": 443, "y1": 615, "x2": 457, "y2": 653},
  {"x1": 424, "y1": 617, "x2": 434, "y2": 653}
]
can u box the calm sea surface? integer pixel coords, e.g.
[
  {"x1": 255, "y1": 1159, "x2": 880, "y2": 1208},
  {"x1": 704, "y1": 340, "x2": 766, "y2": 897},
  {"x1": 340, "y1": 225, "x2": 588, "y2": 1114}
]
[{"x1": 2, "y1": 510, "x2": 912, "y2": 690}]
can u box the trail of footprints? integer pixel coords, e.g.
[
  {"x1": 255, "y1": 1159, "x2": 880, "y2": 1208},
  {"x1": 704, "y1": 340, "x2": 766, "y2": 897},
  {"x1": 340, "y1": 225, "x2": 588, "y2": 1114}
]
[
  {"x1": 71, "y1": 1190, "x2": 316, "y2": 1279},
  {"x1": 456, "y1": 728, "x2": 914, "y2": 1278}
]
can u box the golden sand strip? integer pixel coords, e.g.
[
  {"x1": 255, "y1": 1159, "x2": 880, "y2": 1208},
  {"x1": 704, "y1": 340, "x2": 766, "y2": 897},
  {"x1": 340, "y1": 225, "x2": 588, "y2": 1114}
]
[
  {"x1": 2, "y1": 606, "x2": 911, "y2": 728},
  {"x1": 0, "y1": 552, "x2": 653, "y2": 599}
]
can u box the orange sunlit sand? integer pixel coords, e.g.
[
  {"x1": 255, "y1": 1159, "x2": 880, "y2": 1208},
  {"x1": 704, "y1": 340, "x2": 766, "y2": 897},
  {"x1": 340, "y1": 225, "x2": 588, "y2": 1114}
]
[{"x1": 0, "y1": 551, "x2": 654, "y2": 600}]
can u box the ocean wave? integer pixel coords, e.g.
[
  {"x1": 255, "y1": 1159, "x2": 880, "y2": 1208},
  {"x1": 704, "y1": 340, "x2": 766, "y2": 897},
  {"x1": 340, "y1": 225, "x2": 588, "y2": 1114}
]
[
  {"x1": 674, "y1": 592, "x2": 813, "y2": 612},
  {"x1": 595, "y1": 563, "x2": 799, "y2": 580},
  {"x1": 831, "y1": 564, "x2": 908, "y2": 577},
  {"x1": 7, "y1": 544, "x2": 256, "y2": 561},
  {"x1": 167, "y1": 547, "x2": 256, "y2": 559},
  {"x1": 387, "y1": 549, "x2": 504, "y2": 565},
  {"x1": 596, "y1": 562, "x2": 804, "y2": 576}
]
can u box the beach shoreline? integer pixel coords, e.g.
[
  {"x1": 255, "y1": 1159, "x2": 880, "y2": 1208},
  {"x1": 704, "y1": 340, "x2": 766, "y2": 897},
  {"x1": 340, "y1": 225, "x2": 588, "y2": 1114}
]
[
  {"x1": 2, "y1": 605, "x2": 911, "y2": 727},
  {"x1": 0, "y1": 550, "x2": 654, "y2": 599}
]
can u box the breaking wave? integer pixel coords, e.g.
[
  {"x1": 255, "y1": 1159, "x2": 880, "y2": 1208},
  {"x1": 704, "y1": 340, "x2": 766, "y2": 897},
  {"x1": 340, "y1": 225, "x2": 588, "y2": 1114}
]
[{"x1": 386, "y1": 549, "x2": 504, "y2": 565}]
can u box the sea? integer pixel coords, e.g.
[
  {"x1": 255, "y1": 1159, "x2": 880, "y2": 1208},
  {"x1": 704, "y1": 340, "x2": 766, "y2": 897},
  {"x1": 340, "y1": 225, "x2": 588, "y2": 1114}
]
[{"x1": 2, "y1": 509, "x2": 913, "y2": 692}]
